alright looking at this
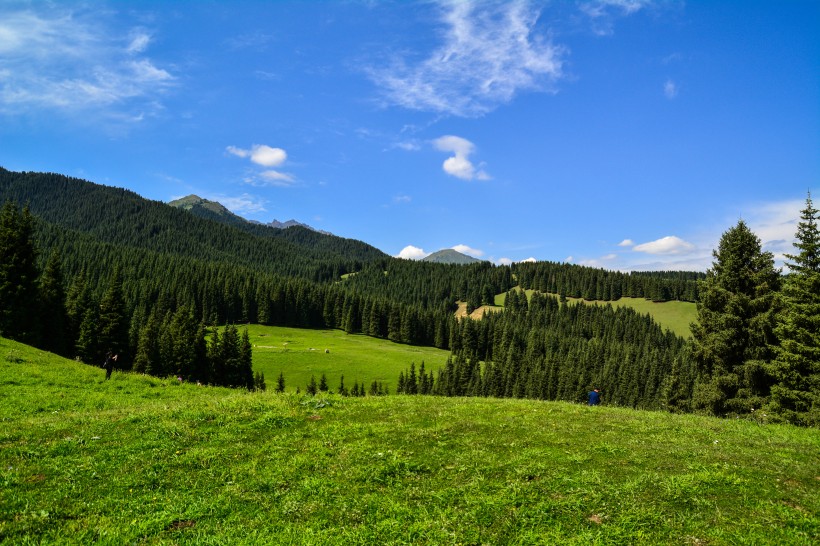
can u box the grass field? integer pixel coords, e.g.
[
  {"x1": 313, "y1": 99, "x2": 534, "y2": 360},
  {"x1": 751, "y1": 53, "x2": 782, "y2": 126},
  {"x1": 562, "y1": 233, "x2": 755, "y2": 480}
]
[
  {"x1": 245, "y1": 324, "x2": 451, "y2": 393},
  {"x1": 494, "y1": 289, "x2": 697, "y2": 338},
  {"x1": 2, "y1": 335, "x2": 819, "y2": 545}
]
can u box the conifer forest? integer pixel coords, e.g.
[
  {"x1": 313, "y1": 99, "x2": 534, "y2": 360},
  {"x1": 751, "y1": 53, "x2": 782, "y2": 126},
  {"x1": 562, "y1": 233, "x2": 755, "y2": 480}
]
[{"x1": 1, "y1": 168, "x2": 818, "y2": 425}]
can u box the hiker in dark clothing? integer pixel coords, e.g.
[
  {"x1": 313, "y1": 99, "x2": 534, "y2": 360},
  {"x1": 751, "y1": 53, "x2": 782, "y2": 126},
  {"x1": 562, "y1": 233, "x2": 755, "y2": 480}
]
[
  {"x1": 103, "y1": 352, "x2": 118, "y2": 380},
  {"x1": 588, "y1": 388, "x2": 600, "y2": 406}
]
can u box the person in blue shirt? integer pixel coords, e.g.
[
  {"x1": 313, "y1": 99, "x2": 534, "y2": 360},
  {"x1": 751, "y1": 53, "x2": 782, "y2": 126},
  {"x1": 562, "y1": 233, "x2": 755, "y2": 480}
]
[{"x1": 588, "y1": 388, "x2": 600, "y2": 406}]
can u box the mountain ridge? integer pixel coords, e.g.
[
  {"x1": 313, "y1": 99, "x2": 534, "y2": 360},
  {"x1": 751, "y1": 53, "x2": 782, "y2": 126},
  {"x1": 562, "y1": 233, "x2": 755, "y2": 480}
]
[
  {"x1": 423, "y1": 248, "x2": 483, "y2": 264},
  {"x1": 169, "y1": 194, "x2": 332, "y2": 235}
]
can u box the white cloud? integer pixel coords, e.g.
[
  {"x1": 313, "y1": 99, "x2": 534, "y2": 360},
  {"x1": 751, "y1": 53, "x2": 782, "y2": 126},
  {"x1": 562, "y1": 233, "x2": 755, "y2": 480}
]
[
  {"x1": 398, "y1": 245, "x2": 429, "y2": 260},
  {"x1": 393, "y1": 194, "x2": 412, "y2": 204},
  {"x1": 633, "y1": 235, "x2": 696, "y2": 255},
  {"x1": 565, "y1": 256, "x2": 574, "y2": 263},
  {"x1": 452, "y1": 244, "x2": 485, "y2": 258},
  {"x1": 498, "y1": 257, "x2": 514, "y2": 266},
  {"x1": 228, "y1": 144, "x2": 294, "y2": 185},
  {"x1": 664, "y1": 79, "x2": 678, "y2": 99},
  {"x1": 433, "y1": 135, "x2": 490, "y2": 180},
  {"x1": 250, "y1": 145, "x2": 287, "y2": 167},
  {"x1": 618, "y1": 239, "x2": 634, "y2": 247},
  {"x1": 366, "y1": 0, "x2": 565, "y2": 117},
  {"x1": 0, "y1": 8, "x2": 174, "y2": 119},
  {"x1": 520, "y1": 257, "x2": 537, "y2": 263}
]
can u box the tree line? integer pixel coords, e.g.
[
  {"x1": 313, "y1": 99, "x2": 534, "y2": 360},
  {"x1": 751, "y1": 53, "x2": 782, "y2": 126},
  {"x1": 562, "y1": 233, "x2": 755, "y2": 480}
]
[{"x1": 393, "y1": 194, "x2": 820, "y2": 427}]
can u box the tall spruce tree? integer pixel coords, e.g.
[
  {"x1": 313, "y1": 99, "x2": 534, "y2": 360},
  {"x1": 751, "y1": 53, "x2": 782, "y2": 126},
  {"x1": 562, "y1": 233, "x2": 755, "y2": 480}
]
[
  {"x1": 98, "y1": 268, "x2": 130, "y2": 367},
  {"x1": 767, "y1": 193, "x2": 820, "y2": 425},
  {"x1": 0, "y1": 201, "x2": 39, "y2": 343},
  {"x1": 38, "y1": 251, "x2": 69, "y2": 355},
  {"x1": 691, "y1": 220, "x2": 780, "y2": 416}
]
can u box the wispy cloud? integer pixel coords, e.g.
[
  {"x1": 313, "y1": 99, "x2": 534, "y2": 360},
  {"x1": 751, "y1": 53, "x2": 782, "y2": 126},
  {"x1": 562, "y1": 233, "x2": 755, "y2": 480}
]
[
  {"x1": 664, "y1": 79, "x2": 678, "y2": 99},
  {"x1": 433, "y1": 135, "x2": 490, "y2": 180},
  {"x1": 366, "y1": 0, "x2": 565, "y2": 117},
  {"x1": 227, "y1": 144, "x2": 295, "y2": 186},
  {"x1": 580, "y1": 0, "x2": 654, "y2": 35},
  {"x1": 0, "y1": 7, "x2": 174, "y2": 120}
]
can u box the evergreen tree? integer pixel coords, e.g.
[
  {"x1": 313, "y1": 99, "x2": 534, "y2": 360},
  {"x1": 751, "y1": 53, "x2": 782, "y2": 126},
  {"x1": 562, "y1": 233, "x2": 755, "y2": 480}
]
[
  {"x1": 338, "y1": 375, "x2": 348, "y2": 396},
  {"x1": 407, "y1": 362, "x2": 418, "y2": 394},
  {"x1": 254, "y1": 371, "x2": 266, "y2": 391},
  {"x1": 306, "y1": 375, "x2": 318, "y2": 396},
  {"x1": 691, "y1": 220, "x2": 780, "y2": 416},
  {"x1": 98, "y1": 268, "x2": 130, "y2": 367},
  {"x1": 767, "y1": 193, "x2": 820, "y2": 425},
  {"x1": 319, "y1": 373, "x2": 329, "y2": 392},
  {"x1": 38, "y1": 251, "x2": 69, "y2": 355},
  {"x1": 75, "y1": 304, "x2": 101, "y2": 365},
  {"x1": 0, "y1": 201, "x2": 39, "y2": 343},
  {"x1": 276, "y1": 371, "x2": 286, "y2": 393}
]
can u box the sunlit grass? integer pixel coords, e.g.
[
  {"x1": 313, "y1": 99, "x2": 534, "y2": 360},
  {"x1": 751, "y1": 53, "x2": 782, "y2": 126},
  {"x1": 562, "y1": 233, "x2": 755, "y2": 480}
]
[
  {"x1": 245, "y1": 324, "x2": 450, "y2": 393},
  {"x1": 2, "y1": 335, "x2": 818, "y2": 545}
]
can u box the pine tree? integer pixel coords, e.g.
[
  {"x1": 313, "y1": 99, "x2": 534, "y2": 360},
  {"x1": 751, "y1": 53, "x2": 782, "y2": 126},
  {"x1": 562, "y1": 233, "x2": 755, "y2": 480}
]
[
  {"x1": 0, "y1": 202, "x2": 39, "y2": 343},
  {"x1": 38, "y1": 251, "x2": 69, "y2": 355},
  {"x1": 767, "y1": 193, "x2": 820, "y2": 425},
  {"x1": 319, "y1": 373, "x2": 329, "y2": 392},
  {"x1": 306, "y1": 375, "x2": 317, "y2": 396},
  {"x1": 276, "y1": 371, "x2": 286, "y2": 393},
  {"x1": 691, "y1": 220, "x2": 780, "y2": 416},
  {"x1": 254, "y1": 371, "x2": 266, "y2": 391},
  {"x1": 98, "y1": 268, "x2": 130, "y2": 367}
]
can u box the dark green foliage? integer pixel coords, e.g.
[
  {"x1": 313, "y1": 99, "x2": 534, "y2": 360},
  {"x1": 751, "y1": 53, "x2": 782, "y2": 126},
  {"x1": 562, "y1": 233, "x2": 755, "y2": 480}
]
[
  {"x1": 37, "y1": 251, "x2": 69, "y2": 356},
  {"x1": 253, "y1": 371, "x2": 266, "y2": 391},
  {"x1": 409, "y1": 295, "x2": 694, "y2": 410},
  {"x1": 98, "y1": 268, "x2": 130, "y2": 367},
  {"x1": 691, "y1": 220, "x2": 780, "y2": 417},
  {"x1": 0, "y1": 201, "x2": 39, "y2": 343},
  {"x1": 306, "y1": 375, "x2": 318, "y2": 396},
  {"x1": 276, "y1": 371, "x2": 286, "y2": 393},
  {"x1": 513, "y1": 261, "x2": 702, "y2": 303},
  {"x1": 767, "y1": 193, "x2": 820, "y2": 425},
  {"x1": 319, "y1": 373, "x2": 329, "y2": 392}
]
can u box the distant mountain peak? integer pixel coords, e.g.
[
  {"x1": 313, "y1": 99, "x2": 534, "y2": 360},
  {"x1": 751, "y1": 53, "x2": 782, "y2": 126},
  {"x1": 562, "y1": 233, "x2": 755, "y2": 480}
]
[
  {"x1": 169, "y1": 195, "x2": 331, "y2": 235},
  {"x1": 422, "y1": 249, "x2": 483, "y2": 264},
  {"x1": 169, "y1": 194, "x2": 233, "y2": 216}
]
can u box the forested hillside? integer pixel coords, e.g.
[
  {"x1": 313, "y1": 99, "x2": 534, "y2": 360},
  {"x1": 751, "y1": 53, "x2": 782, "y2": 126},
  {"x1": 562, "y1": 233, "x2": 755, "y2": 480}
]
[
  {"x1": 0, "y1": 168, "x2": 386, "y2": 282},
  {"x1": 3, "y1": 168, "x2": 814, "y2": 424}
]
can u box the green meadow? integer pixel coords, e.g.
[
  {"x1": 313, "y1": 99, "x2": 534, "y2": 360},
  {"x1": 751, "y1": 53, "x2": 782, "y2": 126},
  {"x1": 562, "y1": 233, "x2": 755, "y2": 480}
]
[
  {"x1": 246, "y1": 324, "x2": 451, "y2": 393},
  {"x1": 2, "y1": 335, "x2": 819, "y2": 545},
  {"x1": 495, "y1": 290, "x2": 697, "y2": 338}
]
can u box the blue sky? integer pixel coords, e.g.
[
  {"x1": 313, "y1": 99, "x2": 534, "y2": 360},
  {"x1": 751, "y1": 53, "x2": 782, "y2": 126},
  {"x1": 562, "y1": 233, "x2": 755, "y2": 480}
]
[{"x1": 1, "y1": 0, "x2": 817, "y2": 271}]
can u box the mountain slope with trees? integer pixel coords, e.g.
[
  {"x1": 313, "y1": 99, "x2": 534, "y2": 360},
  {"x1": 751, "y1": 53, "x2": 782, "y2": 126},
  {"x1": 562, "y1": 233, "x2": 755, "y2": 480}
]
[{"x1": 2, "y1": 168, "x2": 816, "y2": 424}]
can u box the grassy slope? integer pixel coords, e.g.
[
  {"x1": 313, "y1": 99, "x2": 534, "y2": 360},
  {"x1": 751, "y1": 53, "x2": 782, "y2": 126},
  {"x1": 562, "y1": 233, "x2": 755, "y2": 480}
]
[
  {"x1": 2, "y1": 336, "x2": 818, "y2": 545},
  {"x1": 495, "y1": 290, "x2": 698, "y2": 338},
  {"x1": 246, "y1": 324, "x2": 450, "y2": 393}
]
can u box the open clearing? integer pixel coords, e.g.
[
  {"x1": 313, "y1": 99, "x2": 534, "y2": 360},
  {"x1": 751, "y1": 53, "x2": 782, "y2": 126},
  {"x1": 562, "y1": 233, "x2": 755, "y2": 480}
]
[{"x1": 246, "y1": 324, "x2": 450, "y2": 392}]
